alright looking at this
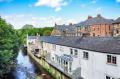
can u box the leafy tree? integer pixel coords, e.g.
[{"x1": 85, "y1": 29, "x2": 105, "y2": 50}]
[
  {"x1": 22, "y1": 24, "x2": 34, "y2": 29},
  {"x1": 0, "y1": 17, "x2": 19, "y2": 77},
  {"x1": 17, "y1": 26, "x2": 53, "y2": 44},
  {"x1": 0, "y1": 16, "x2": 53, "y2": 77},
  {"x1": 43, "y1": 30, "x2": 52, "y2": 36}
]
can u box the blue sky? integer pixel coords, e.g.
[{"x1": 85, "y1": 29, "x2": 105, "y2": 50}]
[{"x1": 0, "y1": 0, "x2": 120, "y2": 29}]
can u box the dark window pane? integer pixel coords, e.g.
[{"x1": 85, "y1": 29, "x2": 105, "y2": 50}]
[
  {"x1": 70, "y1": 49, "x2": 73, "y2": 55},
  {"x1": 83, "y1": 51, "x2": 89, "y2": 59},
  {"x1": 106, "y1": 76, "x2": 110, "y2": 79},
  {"x1": 112, "y1": 56, "x2": 116, "y2": 64},
  {"x1": 107, "y1": 55, "x2": 111, "y2": 63}
]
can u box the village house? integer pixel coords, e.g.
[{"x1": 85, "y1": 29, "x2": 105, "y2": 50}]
[
  {"x1": 51, "y1": 23, "x2": 77, "y2": 36},
  {"x1": 113, "y1": 17, "x2": 120, "y2": 36},
  {"x1": 27, "y1": 36, "x2": 120, "y2": 79},
  {"x1": 77, "y1": 14, "x2": 114, "y2": 37},
  {"x1": 51, "y1": 14, "x2": 114, "y2": 37}
]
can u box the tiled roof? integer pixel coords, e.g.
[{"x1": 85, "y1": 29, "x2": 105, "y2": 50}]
[
  {"x1": 77, "y1": 16, "x2": 113, "y2": 26},
  {"x1": 53, "y1": 15, "x2": 114, "y2": 33},
  {"x1": 40, "y1": 36, "x2": 120, "y2": 55},
  {"x1": 113, "y1": 17, "x2": 120, "y2": 23},
  {"x1": 55, "y1": 24, "x2": 77, "y2": 33}
]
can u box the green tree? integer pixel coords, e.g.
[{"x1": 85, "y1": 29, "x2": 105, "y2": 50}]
[
  {"x1": 43, "y1": 30, "x2": 52, "y2": 36},
  {"x1": 22, "y1": 24, "x2": 34, "y2": 29},
  {"x1": 0, "y1": 17, "x2": 19, "y2": 77},
  {"x1": 17, "y1": 26, "x2": 53, "y2": 44}
]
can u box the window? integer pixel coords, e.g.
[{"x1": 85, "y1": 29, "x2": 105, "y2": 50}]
[
  {"x1": 93, "y1": 28, "x2": 95, "y2": 31},
  {"x1": 85, "y1": 27, "x2": 88, "y2": 31},
  {"x1": 107, "y1": 55, "x2": 117, "y2": 65},
  {"x1": 70, "y1": 49, "x2": 73, "y2": 55},
  {"x1": 93, "y1": 33, "x2": 95, "y2": 37},
  {"x1": 52, "y1": 57, "x2": 54, "y2": 60},
  {"x1": 97, "y1": 27, "x2": 99, "y2": 31},
  {"x1": 60, "y1": 46, "x2": 64, "y2": 52},
  {"x1": 106, "y1": 75, "x2": 117, "y2": 79},
  {"x1": 106, "y1": 76, "x2": 110, "y2": 79},
  {"x1": 74, "y1": 49, "x2": 78, "y2": 56},
  {"x1": 112, "y1": 56, "x2": 116, "y2": 64},
  {"x1": 66, "y1": 62, "x2": 68, "y2": 65},
  {"x1": 109, "y1": 26, "x2": 111, "y2": 30},
  {"x1": 116, "y1": 30, "x2": 119, "y2": 34},
  {"x1": 83, "y1": 51, "x2": 89, "y2": 59},
  {"x1": 69, "y1": 62, "x2": 72, "y2": 72},
  {"x1": 107, "y1": 55, "x2": 111, "y2": 63},
  {"x1": 53, "y1": 44, "x2": 56, "y2": 50}
]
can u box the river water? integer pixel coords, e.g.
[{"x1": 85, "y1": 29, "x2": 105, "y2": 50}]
[
  {"x1": 0, "y1": 49, "x2": 53, "y2": 79},
  {"x1": 14, "y1": 49, "x2": 37, "y2": 79}
]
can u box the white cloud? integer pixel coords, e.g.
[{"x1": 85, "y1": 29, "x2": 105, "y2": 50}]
[
  {"x1": 55, "y1": 7, "x2": 61, "y2": 11},
  {"x1": 34, "y1": 0, "x2": 70, "y2": 11},
  {"x1": 1, "y1": 14, "x2": 80, "y2": 29},
  {"x1": 116, "y1": 0, "x2": 120, "y2": 3}
]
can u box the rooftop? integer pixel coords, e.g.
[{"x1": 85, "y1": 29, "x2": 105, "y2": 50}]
[
  {"x1": 39, "y1": 36, "x2": 120, "y2": 55},
  {"x1": 113, "y1": 17, "x2": 120, "y2": 23},
  {"x1": 54, "y1": 24, "x2": 77, "y2": 33},
  {"x1": 77, "y1": 15, "x2": 114, "y2": 26}
]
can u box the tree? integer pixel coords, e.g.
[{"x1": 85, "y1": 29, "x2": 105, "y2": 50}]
[
  {"x1": 0, "y1": 17, "x2": 19, "y2": 77},
  {"x1": 43, "y1": 30, "x2": 52, "y2": 36},
  {"x1": 22, "y1": 24, "x2": 34, "y2": 29},
  {"x1": 17, "y1": 26, "x2": 53, "y2": 44}
]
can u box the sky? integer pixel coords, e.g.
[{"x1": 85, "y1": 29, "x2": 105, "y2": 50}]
[{"x1": 0, "y1": 0, "x2": 120, "y2": 29}]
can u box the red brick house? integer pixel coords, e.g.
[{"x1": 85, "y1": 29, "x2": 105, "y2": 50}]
[{"x1": 77, "y1": 14, "x2": 113, "y2": 37}]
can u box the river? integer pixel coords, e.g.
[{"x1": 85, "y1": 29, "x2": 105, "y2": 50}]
[
  {"x1": 10, "y1": 49, "x2": 52, "y2": 79},
  {"x1": 14, "y1": 49, "x2": 37, "y2": 79}
]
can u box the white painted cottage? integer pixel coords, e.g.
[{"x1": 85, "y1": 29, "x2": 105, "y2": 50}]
[{"x1": 27, "y1": 36, "x2": 120, "y2": 79}]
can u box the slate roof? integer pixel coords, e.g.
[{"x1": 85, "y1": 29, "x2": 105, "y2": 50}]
[
  {"x1": 39, "y1": 36, "x2": 120, "y2": 55},
  {"x1": 55, "y1": 24, "x2": 77, "y2": 33},
  {"x1": 113, "y1": 17, "x2": 120, "y2": 23},
  {"x1": 77, "y1": 16, "x2": 113, "y2": 26}
]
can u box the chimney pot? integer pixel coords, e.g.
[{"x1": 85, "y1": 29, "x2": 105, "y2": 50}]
[
  {"x1": 69, "y1": 23, "x2": 72, "y2": 26},
  {"x1": 88, "y1": 16, "x2": 92, "y2": 19},
  {"x1": 97, "y1": 14, "x2": 101, "y2": 17},
  {"x1": 55, "y1": 23, "x2": 57, "y2": 26}
]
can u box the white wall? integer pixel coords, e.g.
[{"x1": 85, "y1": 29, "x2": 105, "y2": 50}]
[
  {"x1": 78, "y1": 49, "x2": 120, "y2": 79},
  {"x1": 42, "y1": 42, "x2": 120, "y2": 79},
  {"x1": 42, "y1": 42, "x2": 81, "y2": 75}
]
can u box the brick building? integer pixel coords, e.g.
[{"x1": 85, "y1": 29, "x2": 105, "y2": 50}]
[
  {"x1": 51, "y1": 23, "x2": 77, "y2": 36},
  {"x1": 51, "y1": 14, "x2": 114, "y2": 37},
  {"x1": 77, "y1": 14, "x2": 114, "y2": 37}
]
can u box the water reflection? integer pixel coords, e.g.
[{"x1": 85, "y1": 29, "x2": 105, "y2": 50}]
[{"x1": 14, "y1": 50, "x2": 36, "y2": 79}]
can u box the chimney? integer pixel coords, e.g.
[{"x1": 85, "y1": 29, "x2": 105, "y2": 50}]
[
  {"x1": 88, "y1": 16, "x2": 92, "y2": 19},
  {"x1": 62, "y1": 30, "x2": 66, "y2": 37},
  {"x1": 97, "y1": 14, "x2": 101, "y2": 18},
  {"x1": 69, "y1": 23, "x2": 72, "y2": 26},
  {"x1": 55, "y1": 23, "x2": 57, "y2": 27}
]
